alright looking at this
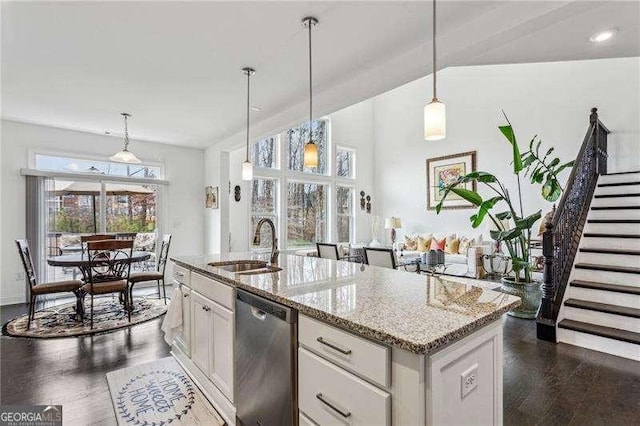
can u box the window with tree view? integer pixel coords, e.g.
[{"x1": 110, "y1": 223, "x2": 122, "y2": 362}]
[
  {"x1": 286, "y1": 120, "x2": 327, "y2": 174},
  {"x1": 287, "y1": 182, "x2": 327, "y2": 247},
  {"x1": 251, "y1": 178, "x2": 278, "y2": 249},
  {"x1": 336, "y1": 147, "x2": 355, "y2": 179},
  {"x1": 251, "y1": 136, "x2": 278, "y2": 169},
  {"x1": 336, "y1": 186, "x2": 354, "y2": 243}
]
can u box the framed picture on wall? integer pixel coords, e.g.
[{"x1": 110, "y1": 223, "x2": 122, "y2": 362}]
[
  {"x1": 426, "y1": 151, "x2": 477, "y2": 210},
  {"x1": 205, "y1": 186, "x2": 219, "y2": 209}
]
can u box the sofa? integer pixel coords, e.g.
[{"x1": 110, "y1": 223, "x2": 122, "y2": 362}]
[{"x1": 397, "y1": 232, "x2": 493, "y2": 279}]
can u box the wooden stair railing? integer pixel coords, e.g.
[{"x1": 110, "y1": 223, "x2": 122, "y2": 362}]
[{"x1": 536, "y1": 107, "x2": 610, "y2": 341}]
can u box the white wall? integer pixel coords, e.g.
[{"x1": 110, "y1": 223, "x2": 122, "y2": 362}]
[
  {"x1": 224, "y1": 99, "x2": 376, "y2": 252},
  {"x1": 372, "y1": 57, "x2": 640, "y2": 240},
  {"x1": 0, "y1": 120, "x2": 205, "y2": 305}
]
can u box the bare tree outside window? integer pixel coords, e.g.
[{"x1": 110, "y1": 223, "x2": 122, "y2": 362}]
[
  {"x1": 287, "y1": 182, "x2": 327, "y2": 247},
  {"x1": 336, "y1": 147, "x2": 355, "y2": 179},
  {"x1": 251, "y1": 136, "x2": 277, "y2": 169},
  {"x1": 286, "y1": 120, "x2": 327, "y2": 174},
  {"x1": 251, "y1": 178, "x2": 277, "y2": 249},
  {"x1": 336, "y1": 186, "x2": 354, "y2": 243}
]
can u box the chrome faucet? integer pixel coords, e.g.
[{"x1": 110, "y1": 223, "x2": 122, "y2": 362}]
[{"x1": 253, "y1": 218, "x2": 279, "y2": 265}]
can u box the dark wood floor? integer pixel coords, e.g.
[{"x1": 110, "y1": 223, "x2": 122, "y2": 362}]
[{"x1": 1, "y1": 299, "x2": 639, "y2": 425}]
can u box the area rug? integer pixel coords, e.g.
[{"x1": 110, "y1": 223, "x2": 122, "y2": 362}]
[
  {"x1": 2, "y1": 297, "x2": 167, "y2": 338},
  {"x1": 107, "y1": 357, "x2": 225, "y2": 425}
]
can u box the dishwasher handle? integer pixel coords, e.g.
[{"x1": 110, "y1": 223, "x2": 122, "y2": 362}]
[{"x1": 236, "y1": 289, "x2": 297, "y2": 323}]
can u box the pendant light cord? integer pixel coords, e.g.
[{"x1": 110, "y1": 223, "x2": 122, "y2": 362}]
[
  {"x1": 308, "y1": 18, "x2": 313, "y2": 144},
  {"x1": 246, "y1": 70, "x2": 250, "y2": 162},
  {"x1": 432, "y1": 0, "x2": 437, "y2": 101}
]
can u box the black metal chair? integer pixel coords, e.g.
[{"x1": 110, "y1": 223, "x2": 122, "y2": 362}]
[
  {"x1": 316, "y1": 242, "x2": 364, "y2": 263},
  {"x1": 128, "y1": 234, "x2": 172, "y2": 304},
  {"x1": 363, "y1": 247, "x2": 397, "y2": 269},
  {"x1": 15, "y1": 239, "x2": 83, "y2": 329},
  {"x1": 84, "y1": 239, "x2": 134, "y2": 329}
]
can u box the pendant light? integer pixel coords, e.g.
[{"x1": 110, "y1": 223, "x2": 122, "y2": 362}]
[
  {"x1": 110, "y1": 113, "x2": 142, "y2": 164},
  {"x1": 424, "y1": 0, "x2": 446, "y2": 141},
  {"x1": 302, "y1": 16, "x2": 319, "y2": 168},
  {"x1": 242, "y1": 67, "x2": 255, "y2": 181}
]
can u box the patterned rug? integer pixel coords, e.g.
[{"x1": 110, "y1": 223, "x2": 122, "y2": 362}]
[
  {"x1": 107, "y1": 357, "x2": 225, "y2": 425},
  {"x1": 2, "y1": 297, "x2": 167, "y2": 338}
]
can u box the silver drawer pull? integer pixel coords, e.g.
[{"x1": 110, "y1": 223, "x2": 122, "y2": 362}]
[
  {"x1": 175, "y1": 271, "x2": 185, "y2": 277},
  {"x1": 316, "y1": 337, "x2": 352, "y2": 355},
  {"x1": 183, "y1": 293, "x2": 189, "y2": 298},
  {"x1": 316, "y1": 393, "x2": 351, "y2": 418},
  {"x1": 201, "y1": 305, "x2": 210, "y2": 312}
]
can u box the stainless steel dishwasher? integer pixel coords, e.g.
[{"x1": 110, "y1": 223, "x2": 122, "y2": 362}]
[{"x1": 235, "y1": 289, "x2": 298, "y2": 426}]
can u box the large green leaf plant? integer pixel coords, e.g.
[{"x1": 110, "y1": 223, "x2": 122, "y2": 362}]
[{"x1": 435, "y1": 113, "x2": 574, "y2": 283}]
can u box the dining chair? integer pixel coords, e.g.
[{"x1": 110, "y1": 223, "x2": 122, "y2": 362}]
[
  {"x1": 84, "y1": 239, "x2": 134, "y2": 329},
  {"x1": 15, "y1": 239, "x2": 83, "y2": 330},
  {"x1": 316, "y1": 242, "x2": 364, "y2": 263},
  {"x1": 316, "y1": 243, "x2": 340, "y2": 260},
  {"x1": 80, "y1": 234, "x2": 116, "y2": 255},
  {"x1": 128, "y1": 234, "x2": 172, "y2": 304},
  {"x1": 363, "y1": 247, "x2": 397, "y2": 269}
]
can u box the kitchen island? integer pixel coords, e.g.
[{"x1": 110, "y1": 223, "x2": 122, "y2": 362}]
[{"x1": 169, "y1": 253, "x2": 520, "y2": 425}]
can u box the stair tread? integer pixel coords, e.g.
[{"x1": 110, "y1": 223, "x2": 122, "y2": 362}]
[
  {"x1": 583, "y1": 233, "x2": 640, "y2": 238},
  {"x1": 594, "y1": 193, "x2": 640, "y2": 198},
  {"x1": 558, "y1": 319, "x2": 640, "y2": 345},
  {"x1": 575, "y1": 263, "x2": 640, "y2": 274},
  {"x1": 598, "y1": 181, "x2": 640, "y2": 187},
  {"x1": 571, "y1": 280, "x2": 640, "y2": 295},
  {"x1": 580, "y1": 248, "x2": 640, "y2": 256},
  {"x1": 587, "y1": 219, "x2": 640, "y2": 223},
  {"x1": 564, "y1": 298, "x2": 640, "y2": 318},
  {"x1": 591, "y1": 206, "x2": 640, "y2": 210}
]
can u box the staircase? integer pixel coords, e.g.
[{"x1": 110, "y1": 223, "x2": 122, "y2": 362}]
[{"x1": 556, "y1": 171, "x2": 640, "y2": 360}]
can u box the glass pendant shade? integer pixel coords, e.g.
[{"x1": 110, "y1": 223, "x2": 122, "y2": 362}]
[
  {"x1": 424, "y1": 99, "x2": 446, "y2": 141},
  {"x1": 242, "y1": 160, "x2": 253, "y2": 181},
  {"x1": 303, "y1": 142, "x2": 318, "y2": 168},
  {"x1": 110, "y1": 149, "x2": 142, "y2": 164}
]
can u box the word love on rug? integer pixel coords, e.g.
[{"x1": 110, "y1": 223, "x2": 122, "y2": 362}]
[{"x1": 107, "y1": 357, "x2": 224, "y2": 426}]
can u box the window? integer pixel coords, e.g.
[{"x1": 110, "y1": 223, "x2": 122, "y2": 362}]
[
  {"x1": 336, "y1": 186, "x2": 354, "y2": 243},
  {"x1": 286, "y1": 182, "x2": 327, "y2": 247},
  {"x1": 250, "y1": 118, "x2": 356, "y2": 249},
  {"x1": 35, "y1": 154, "x2": 161, "y2": 179},
  {"x1": 286, "y1": 120, "x2": 328, "y2": 175},
  {"x1": 251, "y1": 178, "x2": 278, "y2": 249},
  {"x1": 336, "y1": 147, "x2": 355, "y2": 179},
  {"x1": 251, "y1": 136, "x2": 278, "y2": 169}
]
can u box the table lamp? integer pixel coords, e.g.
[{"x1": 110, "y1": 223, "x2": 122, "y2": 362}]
[{"x1": 385, "y1": 217, "x2": 402, "y2": 245}]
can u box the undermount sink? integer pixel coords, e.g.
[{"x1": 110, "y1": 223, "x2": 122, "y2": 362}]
[{"x1": 209, "y1": 260, "x2": 281, "y2": 274}]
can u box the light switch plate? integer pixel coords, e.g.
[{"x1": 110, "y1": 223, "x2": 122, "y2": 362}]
[{"x1": 461, "y1": 363, "x2": 478, "y2": 398}]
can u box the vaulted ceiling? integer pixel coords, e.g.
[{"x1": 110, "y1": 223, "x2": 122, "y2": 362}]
[{"x1": 2, "y1": 1, "x2": 638, "y2": 149}]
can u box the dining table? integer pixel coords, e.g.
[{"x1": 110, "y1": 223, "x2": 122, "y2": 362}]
[{"x1": 47, "y1": 251, "x2": 152, "y2": 319}]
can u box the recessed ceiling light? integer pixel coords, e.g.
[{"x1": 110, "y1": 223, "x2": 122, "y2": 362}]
[
  {"x1": 589, "y1": 28, "x2": 618, "y2": 43},
  {"x1": 251, "y1": 106, "x2": 262, "y2": 112}
]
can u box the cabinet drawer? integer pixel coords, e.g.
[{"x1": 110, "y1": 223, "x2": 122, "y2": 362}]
[
  {"x1": 191, "y1": 272, "x2": 234, "y2": 310},
  {"x1": 299, "y1": 315, "x2": 390, "y2": 387},
  {"x1": 172, "y1": 263, "x2": 191, "y2": 286},
  {"x1": 299, "y1": 347, "x2": 390, "y2": 426}
]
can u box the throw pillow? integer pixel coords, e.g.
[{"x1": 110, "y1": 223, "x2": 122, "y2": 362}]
[
  {"x1": 404, "y1": 235, "x2": 418, "y2": 251},
  {"x1": 445, "y1": 237, "x2": 460, "y2": 254},
  {"x1": 458, "y1": 238, "x2": 471, "y2": 255},
  {"x1": 430, "y1": 237, "x2": 446, "y2": 251},
  {"x1": 417, "y1": 235, "x2": 432, "y2": 252}
]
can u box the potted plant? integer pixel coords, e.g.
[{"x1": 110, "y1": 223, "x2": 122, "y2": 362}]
[{"x1": 435, "y1": 113, "x2": 573, "y2": 318}]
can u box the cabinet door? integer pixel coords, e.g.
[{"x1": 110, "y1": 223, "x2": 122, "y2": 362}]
[
  {"x1": 209, "y1": 301, "x2": 235, "y2": 402},
  {"x1": 191, "y1": 292, "x2": 211, "y2": 376},
  {"x1": 180, "y1": 285, "x2": 192, "y2": 355}
]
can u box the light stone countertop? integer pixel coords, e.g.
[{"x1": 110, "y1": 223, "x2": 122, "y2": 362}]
[{"x1": 171, "y1": 253, "x2": 521, "y2": 354}]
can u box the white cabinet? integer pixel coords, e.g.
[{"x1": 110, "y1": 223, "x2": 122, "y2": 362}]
[
  {"x1": 191, "y1": 291, "x2": 235, "y2": 403},
  {"x1": 175, "y1": 284, "x2": 192, "y2": 356}
]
